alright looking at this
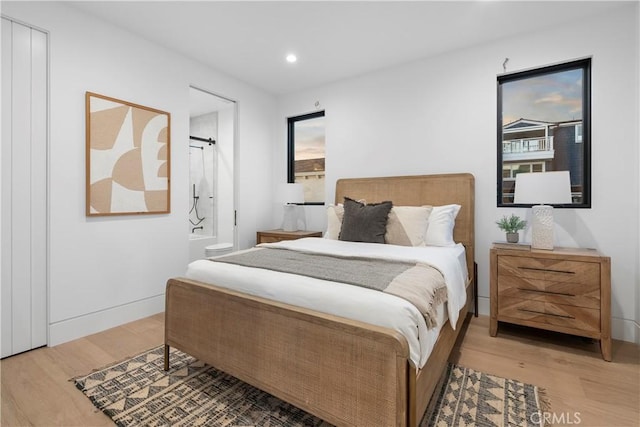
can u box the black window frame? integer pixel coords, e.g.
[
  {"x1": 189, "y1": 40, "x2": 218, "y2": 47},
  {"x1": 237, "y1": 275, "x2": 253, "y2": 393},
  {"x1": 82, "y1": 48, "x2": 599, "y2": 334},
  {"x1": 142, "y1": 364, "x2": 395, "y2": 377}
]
[
  {"x1": 497, "y1": 58, "x2": 591, "y2": 208},
  {"x1": 287, "y1": 110, "x2": 326, "y2": 205}
]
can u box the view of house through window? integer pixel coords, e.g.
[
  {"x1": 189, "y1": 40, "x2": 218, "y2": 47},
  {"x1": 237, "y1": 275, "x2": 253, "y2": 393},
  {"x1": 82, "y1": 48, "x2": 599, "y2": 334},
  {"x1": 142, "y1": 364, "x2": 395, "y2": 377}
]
[
  {"x1": 497, "y1": 58, "x2": 591, "y2": 207},
  {"x1": 287, "y1": 111, "x2": 325, "y2": 204}
]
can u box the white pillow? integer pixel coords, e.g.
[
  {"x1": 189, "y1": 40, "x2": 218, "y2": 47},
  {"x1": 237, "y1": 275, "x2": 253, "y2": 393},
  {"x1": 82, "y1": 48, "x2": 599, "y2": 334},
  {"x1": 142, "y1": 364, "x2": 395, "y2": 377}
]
[
  {"x1": 324, "y1": 204, "x2": 344, "y2": 239},
  {"x1": 425, "y1": 204, "x2": 461, "y2": 247},
  {"x1": 385, "y1": 206, "x2": 433, "y2": 247}
]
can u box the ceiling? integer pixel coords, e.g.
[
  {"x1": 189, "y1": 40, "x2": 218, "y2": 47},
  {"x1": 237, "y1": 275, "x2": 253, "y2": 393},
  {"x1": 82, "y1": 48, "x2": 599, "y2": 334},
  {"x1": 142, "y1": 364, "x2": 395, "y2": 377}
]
[{"x1": 68, "y1": 1, "x2": 627, "y2": 95}]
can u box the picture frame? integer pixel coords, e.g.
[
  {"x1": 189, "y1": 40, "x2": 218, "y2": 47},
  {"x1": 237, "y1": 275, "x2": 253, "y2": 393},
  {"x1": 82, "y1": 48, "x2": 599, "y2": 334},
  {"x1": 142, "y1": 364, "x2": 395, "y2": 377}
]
[
  {"x1": 497, "y1": 58, "x2": 591, "y2": 208},
  {"x1": 86, "y1": 92, "x2": 171, "y2": 216}
]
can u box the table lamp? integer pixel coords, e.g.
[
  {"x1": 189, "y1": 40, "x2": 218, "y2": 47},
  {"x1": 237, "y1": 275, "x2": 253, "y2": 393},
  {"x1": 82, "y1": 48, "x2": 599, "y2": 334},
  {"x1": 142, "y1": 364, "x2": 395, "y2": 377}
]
[
  {"x1": 514, "y1": 171, "x2": 572, "y2": 250},
  {"x1": 278, "y1": 183, "x2": 305, "y2": 232}
]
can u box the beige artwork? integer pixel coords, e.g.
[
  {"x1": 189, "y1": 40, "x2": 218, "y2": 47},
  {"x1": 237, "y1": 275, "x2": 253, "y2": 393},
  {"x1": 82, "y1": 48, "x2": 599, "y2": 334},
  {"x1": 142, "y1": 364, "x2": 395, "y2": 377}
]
[{"x1": 86, "y1": 92, "x2": 170, "y2": 215}]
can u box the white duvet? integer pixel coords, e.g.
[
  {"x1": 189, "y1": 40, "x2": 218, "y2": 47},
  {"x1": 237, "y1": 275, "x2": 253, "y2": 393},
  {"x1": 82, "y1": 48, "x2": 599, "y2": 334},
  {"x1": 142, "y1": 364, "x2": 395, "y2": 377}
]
[{"x1": 185, "y1": 237, "x2": 468, "y2": 369}]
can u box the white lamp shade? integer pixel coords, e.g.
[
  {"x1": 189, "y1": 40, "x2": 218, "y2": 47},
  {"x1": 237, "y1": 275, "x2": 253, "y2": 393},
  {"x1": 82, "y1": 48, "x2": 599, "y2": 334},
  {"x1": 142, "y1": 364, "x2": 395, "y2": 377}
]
[
  {"x1": 278, "y1": 183, "x2": 304, "y2": 204},
  {"x1": 514, "y1": 171, "x2": 572, "y2": 205}
]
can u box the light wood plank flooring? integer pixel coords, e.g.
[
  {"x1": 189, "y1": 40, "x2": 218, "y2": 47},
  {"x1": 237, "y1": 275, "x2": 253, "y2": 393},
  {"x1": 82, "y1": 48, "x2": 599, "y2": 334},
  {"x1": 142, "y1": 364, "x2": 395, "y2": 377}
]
[
  {"x1": 1, "y1": 313, "x2": 638, "y2": 426},
  {"x1": 451, "y1": 316, "x2": 639, "y2": 427}
]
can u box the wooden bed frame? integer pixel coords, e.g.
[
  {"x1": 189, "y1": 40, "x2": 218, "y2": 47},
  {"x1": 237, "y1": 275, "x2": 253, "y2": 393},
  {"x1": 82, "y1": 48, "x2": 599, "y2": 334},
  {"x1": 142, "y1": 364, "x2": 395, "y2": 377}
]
[{"x1": 164, "y1": 173, "x2": 475, "y2": 426}]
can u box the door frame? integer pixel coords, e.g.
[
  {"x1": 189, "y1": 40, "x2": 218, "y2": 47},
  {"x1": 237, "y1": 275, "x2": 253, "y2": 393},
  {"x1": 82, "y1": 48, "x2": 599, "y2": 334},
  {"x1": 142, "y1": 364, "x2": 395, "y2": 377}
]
[{"x1": 188, "y1": 85, "x2": 238, "y2": 252}]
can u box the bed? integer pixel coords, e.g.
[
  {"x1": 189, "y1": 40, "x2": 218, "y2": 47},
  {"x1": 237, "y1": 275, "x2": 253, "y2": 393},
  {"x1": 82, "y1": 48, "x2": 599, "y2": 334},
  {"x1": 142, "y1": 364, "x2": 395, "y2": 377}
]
[{"x1": 164, "y1": 173, "x2": 475, "y2": 426}]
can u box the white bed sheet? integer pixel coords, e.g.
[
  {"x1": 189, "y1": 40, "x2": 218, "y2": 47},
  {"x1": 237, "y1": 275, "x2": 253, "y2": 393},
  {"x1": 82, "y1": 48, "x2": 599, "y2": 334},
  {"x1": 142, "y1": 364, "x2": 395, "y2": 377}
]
[{"x1": 185, "y1": 238, "x2": 468, "y2": 369}]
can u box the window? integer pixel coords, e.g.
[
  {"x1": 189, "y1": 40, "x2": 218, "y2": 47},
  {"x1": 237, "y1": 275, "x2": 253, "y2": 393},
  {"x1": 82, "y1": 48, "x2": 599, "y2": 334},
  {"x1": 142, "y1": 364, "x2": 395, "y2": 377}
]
[
  {"x1": 497, "y1": 58, "x2": 591, "y2": 208},
  {"x1": 502, "y1": 162, "x2": 545, "y2": 180},
  {"x1": 287, "y1": 111, "x2": 325, "y2": 204},
  {"x1": 501, "y1": 162, "x2": 546, "y2": 203}
]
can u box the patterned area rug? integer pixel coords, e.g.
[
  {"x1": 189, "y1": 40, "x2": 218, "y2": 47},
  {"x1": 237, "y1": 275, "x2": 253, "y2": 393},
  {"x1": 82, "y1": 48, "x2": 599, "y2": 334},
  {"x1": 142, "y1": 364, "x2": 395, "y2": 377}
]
[
  {"x1": 74, "y1": 346, "x2": 548, "y2": 427},
  {"x1": 423, "y1": 364, "x2": 549, "y2": 427}
]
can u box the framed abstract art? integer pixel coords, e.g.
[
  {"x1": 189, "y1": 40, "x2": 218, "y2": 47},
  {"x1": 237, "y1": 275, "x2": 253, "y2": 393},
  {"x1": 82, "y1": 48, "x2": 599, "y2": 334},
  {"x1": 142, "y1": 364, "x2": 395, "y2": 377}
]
[{"x1": 85, "y1": 92, "x2": 170, "y2": 216}]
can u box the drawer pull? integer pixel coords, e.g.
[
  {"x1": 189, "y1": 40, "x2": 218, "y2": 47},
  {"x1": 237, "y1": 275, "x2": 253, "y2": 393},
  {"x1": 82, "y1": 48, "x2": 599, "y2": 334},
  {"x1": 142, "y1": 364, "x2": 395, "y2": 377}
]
[
  {"x1": 517, "y1": 308, "x2": 575, "y2": 319},
  {"x1": 517, "y1": 287, "x2": 575, "y2": 297},
  {"x1": 518, "y1": 266, "x2": 575, "y2": 274}
]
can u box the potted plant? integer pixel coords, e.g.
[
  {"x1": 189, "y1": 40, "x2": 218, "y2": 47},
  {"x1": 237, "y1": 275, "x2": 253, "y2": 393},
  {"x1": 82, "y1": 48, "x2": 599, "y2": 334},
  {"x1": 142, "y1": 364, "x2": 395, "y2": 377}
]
[{"x1": 496, "y1": 214, "x2": 527, "y2": 243}]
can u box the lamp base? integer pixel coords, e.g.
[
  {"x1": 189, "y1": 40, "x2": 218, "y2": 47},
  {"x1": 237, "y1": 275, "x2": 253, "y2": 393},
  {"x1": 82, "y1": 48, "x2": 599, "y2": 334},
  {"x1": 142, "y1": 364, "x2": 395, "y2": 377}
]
[
  {"x1": 531, "y1": 205, "x2": 554, "y2": 250},
  {"x1": 282, "y1": 204, "x2": 298, "y2": 232}
]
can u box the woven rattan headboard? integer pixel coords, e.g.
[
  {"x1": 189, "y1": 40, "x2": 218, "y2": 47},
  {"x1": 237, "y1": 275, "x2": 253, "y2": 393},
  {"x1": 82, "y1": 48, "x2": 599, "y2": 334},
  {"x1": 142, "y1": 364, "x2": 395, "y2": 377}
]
[{"x1": 335, "y1": 173, "x2": 475, "y2": 274}]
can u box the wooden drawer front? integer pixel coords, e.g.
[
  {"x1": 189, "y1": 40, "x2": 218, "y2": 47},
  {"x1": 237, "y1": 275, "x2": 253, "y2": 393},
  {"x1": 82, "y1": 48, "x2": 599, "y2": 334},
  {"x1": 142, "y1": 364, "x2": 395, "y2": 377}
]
[
  {"x1": 499, "y1": 296, "x2": 600, "y2": 333},
  {"x1": 258, "y1": 235, "x2": 283, "y2": 244},
  {"x1": 498, "y1": 256, "x2": 599, "y2": 286},
  {"x1": 497, "y1": 275, "x2": 600, "y2": 309}
]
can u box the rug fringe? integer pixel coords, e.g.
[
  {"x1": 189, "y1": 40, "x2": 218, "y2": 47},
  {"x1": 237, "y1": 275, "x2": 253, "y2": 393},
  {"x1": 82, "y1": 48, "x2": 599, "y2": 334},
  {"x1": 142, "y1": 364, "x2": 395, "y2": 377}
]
[{"x1": 536, "y1": 386, "x2": 552, "y2": 427}]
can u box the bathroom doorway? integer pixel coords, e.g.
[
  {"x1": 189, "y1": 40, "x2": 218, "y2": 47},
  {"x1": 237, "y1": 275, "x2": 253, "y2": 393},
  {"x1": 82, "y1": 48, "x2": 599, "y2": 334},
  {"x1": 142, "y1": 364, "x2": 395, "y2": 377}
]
[{"x1": 188, "y1": 86, "x2": 236, "y2": 262}]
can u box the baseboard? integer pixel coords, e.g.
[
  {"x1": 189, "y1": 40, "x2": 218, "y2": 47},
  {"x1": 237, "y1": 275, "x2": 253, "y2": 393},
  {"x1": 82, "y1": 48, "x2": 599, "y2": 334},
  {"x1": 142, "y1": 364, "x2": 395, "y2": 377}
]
[
  {"x1": 476, "y1": 295, "x2": 638, "y2": 344},
  {"x1": 48, "y1": 294, "x2": 165, "y2": 346},
  {"x1": 478, "y1": 296, "x2": 490, "y2": 318},
  {"x1": 612, "y1": 318, "x2": 639, "y2": 345}
]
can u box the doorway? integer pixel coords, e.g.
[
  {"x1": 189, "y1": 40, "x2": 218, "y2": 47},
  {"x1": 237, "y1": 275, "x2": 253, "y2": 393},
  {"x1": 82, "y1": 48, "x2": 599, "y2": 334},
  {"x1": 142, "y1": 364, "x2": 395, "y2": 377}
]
[{"x1": 187, "y1": 87, "x2": 236, "y2": 262}]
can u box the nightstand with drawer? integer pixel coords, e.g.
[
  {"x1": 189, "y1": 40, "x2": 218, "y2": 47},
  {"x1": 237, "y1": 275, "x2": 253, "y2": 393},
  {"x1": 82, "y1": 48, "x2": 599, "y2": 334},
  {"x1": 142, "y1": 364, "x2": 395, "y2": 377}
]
[
  {"x1": 257, "y1": 229, "x2": 323, "y2": 244},
  {"x1": 490, "y1": 244, "x2": 611, "y2": 361}
]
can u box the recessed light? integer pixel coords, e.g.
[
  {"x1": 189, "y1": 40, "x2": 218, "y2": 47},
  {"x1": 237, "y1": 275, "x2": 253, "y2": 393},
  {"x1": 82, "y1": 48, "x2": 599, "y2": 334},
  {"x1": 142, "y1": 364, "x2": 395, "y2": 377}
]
[{"x1": 286, "y1": 54, "x2": 297, "y2": 63}]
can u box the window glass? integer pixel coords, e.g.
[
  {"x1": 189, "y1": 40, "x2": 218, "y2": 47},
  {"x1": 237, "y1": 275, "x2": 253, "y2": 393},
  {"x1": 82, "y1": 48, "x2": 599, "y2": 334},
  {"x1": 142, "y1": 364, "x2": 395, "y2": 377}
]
[
  {"x1": 287, "y1": 111, "x2": 325, "y2": 204},
  {"x1": 497, "y1": 58, "x2": 591, "y2": 207}
]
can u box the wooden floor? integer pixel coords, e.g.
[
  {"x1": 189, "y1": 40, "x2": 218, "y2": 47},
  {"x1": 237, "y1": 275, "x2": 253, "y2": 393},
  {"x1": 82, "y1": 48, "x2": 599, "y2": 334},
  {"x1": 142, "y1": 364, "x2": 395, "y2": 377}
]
[
  {"x1": 451, "y1": 316, "x2": 639, "y2": 427},
  {"x1": 1, "y1": 313, "x2": 638, "y2": 426}
]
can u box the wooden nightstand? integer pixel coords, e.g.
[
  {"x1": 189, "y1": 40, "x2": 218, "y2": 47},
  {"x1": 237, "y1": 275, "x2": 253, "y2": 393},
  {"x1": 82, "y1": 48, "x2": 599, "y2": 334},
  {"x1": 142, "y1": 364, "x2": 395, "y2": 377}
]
[
  {"x1": 257, "y1": 229, "x2": 323, "y2": 244},
  {"x1": 490, "y1": 244, "x2": 611, "y2": 361}
]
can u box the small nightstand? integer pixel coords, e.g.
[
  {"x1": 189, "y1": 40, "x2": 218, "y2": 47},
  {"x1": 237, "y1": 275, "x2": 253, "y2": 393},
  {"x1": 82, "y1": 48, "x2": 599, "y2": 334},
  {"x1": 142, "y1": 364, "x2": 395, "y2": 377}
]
[
  {"x1": 490, "y1": 244, "x2": 611, "y2": 361},
  {"x1": 257, "y1": 229, "x2": 323, "y2": 244}
]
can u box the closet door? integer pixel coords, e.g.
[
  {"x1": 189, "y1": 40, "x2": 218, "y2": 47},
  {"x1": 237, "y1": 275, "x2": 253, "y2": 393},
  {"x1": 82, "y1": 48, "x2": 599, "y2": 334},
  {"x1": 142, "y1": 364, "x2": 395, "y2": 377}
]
[{"x1": 1, "y1": 18, "x2": 48, "y2": 358}]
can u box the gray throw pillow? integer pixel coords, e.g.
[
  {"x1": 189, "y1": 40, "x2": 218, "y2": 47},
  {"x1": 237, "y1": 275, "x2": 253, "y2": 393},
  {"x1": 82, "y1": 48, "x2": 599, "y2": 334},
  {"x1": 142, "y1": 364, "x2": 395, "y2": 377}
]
[{"x1": 339, "y1": 197, "x2": 393, "y2": 244}]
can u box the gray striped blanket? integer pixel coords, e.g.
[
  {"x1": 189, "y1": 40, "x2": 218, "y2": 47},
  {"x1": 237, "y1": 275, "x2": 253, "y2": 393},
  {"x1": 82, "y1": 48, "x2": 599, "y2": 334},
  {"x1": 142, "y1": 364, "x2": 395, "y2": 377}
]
[{"x1": 211, "y1": 247, "x2": 447, "y2": 329}]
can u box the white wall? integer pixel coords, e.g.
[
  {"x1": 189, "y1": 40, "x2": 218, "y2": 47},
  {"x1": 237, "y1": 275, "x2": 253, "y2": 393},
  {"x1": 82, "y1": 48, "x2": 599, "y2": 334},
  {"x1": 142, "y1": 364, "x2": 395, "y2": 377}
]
[
  {"x1": 1, "y1": 1, "x2": 276, "y2": 345},
  {"x1": 275, "y1": 4, "x2": 639, "y2": 343}
]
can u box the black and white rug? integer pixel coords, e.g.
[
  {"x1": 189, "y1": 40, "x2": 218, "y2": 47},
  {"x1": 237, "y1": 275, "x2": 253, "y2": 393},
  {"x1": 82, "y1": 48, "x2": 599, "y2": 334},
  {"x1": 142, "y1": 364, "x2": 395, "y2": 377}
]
[{"x1": 74, "y1": 346, "x2": 548, "y2": 427}]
